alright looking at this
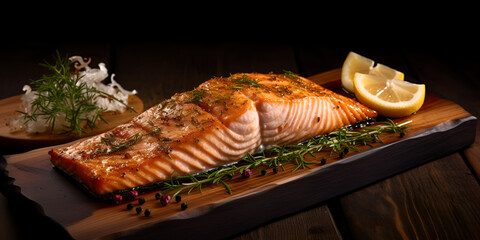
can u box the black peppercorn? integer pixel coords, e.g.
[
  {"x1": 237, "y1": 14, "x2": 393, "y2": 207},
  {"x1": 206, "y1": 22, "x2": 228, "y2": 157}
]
[
  {"x1": 340, "y1": 148, "x2": 349, "y2": 158},
  {"x1": 138, "y1": 197, "x2": 146, "y2": 205},
  {"x1": 136, "y1": 206, "x2": 143, "y2": 214},
  {"x1": 144, "y1": 209, "x2": 151, "y2": 217},
  {"x1": 273, "y1": 167, "x2": 278, "y2": 174},
  {"x1": 320, "y1": 158, "x2": 327, "y2": 165},
  {"x1": 155, "y1": 192, "x2": 162, "y2": 200},
  {"x1": 126, "y1": 203, "x2": 134, "y2": 210},
  {"x1": 181, "y1": 202, "x2": 188, "y2": 210},
  {"x1": 175, "y1": 195, "x2": 182, "y2": 203},
  {"x1": 261, "y1": 169, "x2": 267, "y2": 176}
]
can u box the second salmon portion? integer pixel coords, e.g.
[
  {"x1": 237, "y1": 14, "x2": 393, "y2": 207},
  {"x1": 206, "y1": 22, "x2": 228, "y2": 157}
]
[{"x1": 49, "y1": 72, "x2": 377, "y2": 197}]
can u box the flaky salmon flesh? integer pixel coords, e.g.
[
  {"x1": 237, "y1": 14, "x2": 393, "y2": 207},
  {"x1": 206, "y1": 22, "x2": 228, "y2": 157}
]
[{"x1": 49, "y1": 73, "x2": 377, "y2": 197}]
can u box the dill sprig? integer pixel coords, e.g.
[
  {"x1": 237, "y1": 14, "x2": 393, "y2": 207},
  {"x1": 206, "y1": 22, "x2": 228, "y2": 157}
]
[
  {"x1": 283, "y1": 70, "x2": 298, "y2": 79},
  {"x1": 230, "y1": 74, "x2": 261, "y2": 88},
  {"x1": 18, "y1": 51, "x2": 135, "y2": 136},
  {"x1": 162, "y1": 119, "x2": 410, "y2": 197}
]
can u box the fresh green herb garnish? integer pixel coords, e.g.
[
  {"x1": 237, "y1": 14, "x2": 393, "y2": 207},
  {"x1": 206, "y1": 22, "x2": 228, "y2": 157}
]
[
  {"x1": 18, "y1": 51, "x2": 135, "y2": 136},
  {"x1": 231, "y1": 74, "x2": 261, "y2": 88},
  {"x1": 283, "y1": 70, "x2": 298, "y2": 79},
  {"x1": 96, "y1": 127, "x2": 161, "y2": 154},
  {"x1": 187, "y1": 90, "x2": 205, "y2": 104},
  {"x1": 101, "y1": 132, "x2": 116, "y2": 145},
  {"x1": 162, "y1": 119, "x2": 410, "y2": 196}
]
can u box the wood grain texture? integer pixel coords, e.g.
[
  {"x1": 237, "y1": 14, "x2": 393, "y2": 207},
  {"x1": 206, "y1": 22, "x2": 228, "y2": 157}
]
[
  {"x1": 404, "y1": 50, "x2": 480, "y2": 181},
  {"x1": 230, "y1": 205, "x2": 341, "y2": 240},
  {"x1": 338, "y1": 153, "x2": 480, "y2": 239},
  {"x1": 0, "y1": 95, "x2": 143, "y2": 152},
  {"x1": 3, "y1": 69, "x2": 477, "y2": 239}
]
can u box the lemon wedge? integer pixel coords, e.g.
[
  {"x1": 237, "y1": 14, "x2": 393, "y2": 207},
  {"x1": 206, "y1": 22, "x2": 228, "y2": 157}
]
[
  {"x1": 341, "y1": 51, "x2": 404, "y2": 93},
  {"x1": 353, "y1": 73, "x2": 425, "y2": 118}
]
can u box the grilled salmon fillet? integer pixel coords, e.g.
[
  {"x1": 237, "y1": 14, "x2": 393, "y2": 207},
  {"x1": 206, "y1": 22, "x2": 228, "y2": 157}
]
[{"x1": 49, "y1": 73, "x2": 377, "y2": 197}]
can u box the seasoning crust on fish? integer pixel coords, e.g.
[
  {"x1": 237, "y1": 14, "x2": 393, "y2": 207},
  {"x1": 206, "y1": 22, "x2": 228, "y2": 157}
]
[{"x1": 49, "y1": 73, "x2": 377, "y2": 198}]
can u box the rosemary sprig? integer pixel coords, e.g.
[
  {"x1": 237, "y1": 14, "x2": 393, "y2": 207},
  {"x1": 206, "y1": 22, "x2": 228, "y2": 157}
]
[
  {"x1": 95, "y1": 127, "x2": 161, "y2": 154},
  {"x1": 187, "y1": 90, "x2": 205, "y2": 104},
  {"x1": 162, "y1": 119, "x2": 410, "y2": 197}
]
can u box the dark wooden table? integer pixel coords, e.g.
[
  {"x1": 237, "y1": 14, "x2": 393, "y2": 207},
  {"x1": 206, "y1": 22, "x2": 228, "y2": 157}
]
[{"x1": 1, "y1": 42, "x2": 479, "y2": 239}]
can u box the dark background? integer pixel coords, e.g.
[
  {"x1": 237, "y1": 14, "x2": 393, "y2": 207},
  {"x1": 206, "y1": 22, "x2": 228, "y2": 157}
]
[
  {"x1": 1, "y1": 15, "x2": 480, "y2": 239},
  {"x1": 1, "y1": 41, "x2": 479, "y2": 114}
]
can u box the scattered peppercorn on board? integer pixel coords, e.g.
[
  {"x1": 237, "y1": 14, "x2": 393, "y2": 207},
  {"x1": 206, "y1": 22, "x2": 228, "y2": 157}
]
[
  {"x1": 0, "y1": 95, "x2": 144, "y2": 151},
  {"x1": 2, "y1": 68, "x2": 477, "y2": 240}
]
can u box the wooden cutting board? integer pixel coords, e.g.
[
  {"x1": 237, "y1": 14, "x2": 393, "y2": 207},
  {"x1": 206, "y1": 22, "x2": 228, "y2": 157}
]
[
  {"x1": 0, "y1": 95, "x2": 144, "y2": 152},
  {"x1": 3, "y1": 69, "x2": 477, "y2": 240}
]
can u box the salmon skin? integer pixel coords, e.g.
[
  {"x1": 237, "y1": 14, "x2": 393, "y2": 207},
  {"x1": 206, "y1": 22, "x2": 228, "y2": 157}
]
[{"x1": 49, "y1": 73, "x2": 377, "y2": 199}]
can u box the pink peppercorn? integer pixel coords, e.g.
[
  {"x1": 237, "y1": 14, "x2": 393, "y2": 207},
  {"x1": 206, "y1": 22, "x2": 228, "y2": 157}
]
[
  {"x1": 126, "y1": 190, "x2": 138, "y2": 199},
  {"x1": 160, "y1": 194, "x2": 171, "y2": 206},
  {"x1": 113, "y1": 194, "x2": 123, "y2": 204},
  {"x1": 242, "y1": 168, "x2": 252, "y2": 178}
]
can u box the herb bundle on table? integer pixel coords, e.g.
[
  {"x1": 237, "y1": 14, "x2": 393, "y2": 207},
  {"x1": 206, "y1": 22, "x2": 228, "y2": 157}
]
[{"x1": 11, "y1": 51, "x2": 136, "y2": 136}]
